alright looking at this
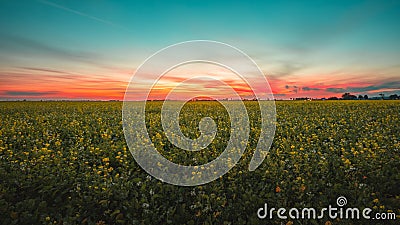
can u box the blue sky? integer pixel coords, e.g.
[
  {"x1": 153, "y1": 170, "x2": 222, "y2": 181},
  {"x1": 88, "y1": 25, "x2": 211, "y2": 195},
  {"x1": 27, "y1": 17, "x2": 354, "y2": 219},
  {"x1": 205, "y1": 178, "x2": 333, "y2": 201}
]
[{"x1": 0, "y1": 0, "x2": 399, "y2": 99}]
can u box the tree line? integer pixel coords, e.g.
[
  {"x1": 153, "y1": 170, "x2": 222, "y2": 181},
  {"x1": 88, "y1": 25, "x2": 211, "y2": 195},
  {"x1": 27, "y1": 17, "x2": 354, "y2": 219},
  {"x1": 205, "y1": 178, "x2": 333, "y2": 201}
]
[{"x1": 323, "y1": 93, "x2": 399, "y2": 100}]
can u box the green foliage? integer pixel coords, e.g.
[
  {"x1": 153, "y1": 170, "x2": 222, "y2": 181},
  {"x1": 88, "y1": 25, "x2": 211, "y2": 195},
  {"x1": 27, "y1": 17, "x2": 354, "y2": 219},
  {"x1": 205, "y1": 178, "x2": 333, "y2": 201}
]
[{"x1": 0, "y1": 101, "x2": 399, "y2": 224}]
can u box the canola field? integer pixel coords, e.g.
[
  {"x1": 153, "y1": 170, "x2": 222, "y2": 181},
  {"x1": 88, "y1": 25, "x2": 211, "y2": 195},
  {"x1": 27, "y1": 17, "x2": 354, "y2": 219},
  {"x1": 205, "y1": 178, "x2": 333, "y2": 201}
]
[{"x1": 0, "y1": 100, "x2": 399, "y2": 225}]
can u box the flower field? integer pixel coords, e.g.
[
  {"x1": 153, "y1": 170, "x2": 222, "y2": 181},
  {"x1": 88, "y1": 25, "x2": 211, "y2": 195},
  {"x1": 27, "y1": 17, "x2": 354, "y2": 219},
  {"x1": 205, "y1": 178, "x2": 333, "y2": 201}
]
[{"x1": 0, "y1": 100, "x2": 399, "y2": 224}]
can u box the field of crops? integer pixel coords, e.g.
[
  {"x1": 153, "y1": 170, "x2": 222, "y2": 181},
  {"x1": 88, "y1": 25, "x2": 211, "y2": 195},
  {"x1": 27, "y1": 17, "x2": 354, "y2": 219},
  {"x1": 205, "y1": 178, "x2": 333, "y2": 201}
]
[{"x1": 0, "y1": 100, "x2": 399, "y2": 224}]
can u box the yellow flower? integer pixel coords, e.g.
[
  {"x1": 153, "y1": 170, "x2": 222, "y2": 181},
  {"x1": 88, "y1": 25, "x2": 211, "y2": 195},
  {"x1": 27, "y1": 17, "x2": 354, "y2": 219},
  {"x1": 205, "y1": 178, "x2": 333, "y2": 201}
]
[
  {"x1": 343, "y1": 158, "x2": 351, "y2": 165},
  {"x1": 300, "y1": 185, "x2": 306, "y2": 192}
]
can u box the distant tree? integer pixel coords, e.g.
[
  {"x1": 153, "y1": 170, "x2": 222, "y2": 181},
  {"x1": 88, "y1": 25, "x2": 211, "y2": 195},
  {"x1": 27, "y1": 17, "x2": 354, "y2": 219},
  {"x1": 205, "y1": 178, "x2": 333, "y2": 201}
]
[
  {"x1": 358, "y1": 95, "x2": 363, "y2": 100},
  {"x1": 364, "y1": 95, "x2": 369, "y2": 100},
  {"x1": 295, "y1": 97, "x2": 310, "y2": 100},
  {"x1": 328, "y1": 96, "x2": 339, "y2": 100},
  {"x1": 379, "y1": 93, "x2": 385, "y2": 99},
  {"x1": 342, "y1": 93, "x2": 357, "y2": 100},
  {"x1": 389, "y1": 94, "x2": 399, "y2": 100}
]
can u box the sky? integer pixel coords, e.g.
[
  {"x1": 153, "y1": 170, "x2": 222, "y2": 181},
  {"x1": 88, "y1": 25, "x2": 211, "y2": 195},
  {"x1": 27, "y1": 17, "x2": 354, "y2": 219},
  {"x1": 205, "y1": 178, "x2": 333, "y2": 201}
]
[{"x1": 0, "y1": 0, "x2": 399, "y2": 100}]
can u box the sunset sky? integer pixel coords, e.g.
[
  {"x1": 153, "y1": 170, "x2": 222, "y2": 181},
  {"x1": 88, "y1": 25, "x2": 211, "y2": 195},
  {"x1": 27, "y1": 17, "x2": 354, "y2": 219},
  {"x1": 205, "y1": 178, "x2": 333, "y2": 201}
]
[{"x1": 1, "y1": 0, "x2": 399, "y2": 100}]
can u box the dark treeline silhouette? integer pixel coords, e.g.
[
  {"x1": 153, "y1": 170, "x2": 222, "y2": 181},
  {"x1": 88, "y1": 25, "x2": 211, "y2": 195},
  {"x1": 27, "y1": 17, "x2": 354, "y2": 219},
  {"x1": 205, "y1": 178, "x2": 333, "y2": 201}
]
[
  {"x1": 389, "y1": 94, "x2": 399, "y2": 100},
  {"x1": 323, "y1": 92, "x2": 399, "y2": 100},
  {"x1": 342, "y1": 92, "x2": 357, "y2": 100},
  {"x1": 289, "y1": 92, "x2": 400, "y2": 101}
]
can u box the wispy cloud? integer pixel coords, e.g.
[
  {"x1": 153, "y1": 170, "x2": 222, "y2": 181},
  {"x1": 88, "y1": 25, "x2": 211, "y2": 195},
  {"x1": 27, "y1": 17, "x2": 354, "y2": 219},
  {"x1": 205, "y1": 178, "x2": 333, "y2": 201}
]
[
  {"x1": 19, "y1": 67, "x2": 76, "y2": 75},
  {"x1": 269, "y1": 60, "x2": 307, "y2": 78},
  {"x1": 284, "y1": 84, "x2": 299, "y2": 93},
  {"x1": 0, "y1": 33, "x2": 134, "y2": 75},
  {"x1": 0, "y1": 33, "x2": 98, "y2": 62},
  {"x1": 347, "y1": 81, "x2": 400, "y2": 92},
  {"x1": 4, "y1": 90, "x2": 60, "y2": 96},
  {"x1": 0, "y1": 65, "x2": 129, "y2": 100},
  {"x1": 38, "y1": 0, "x2": 131, "y2": 32},
  {"x1": 326, "y1": 87, "x2": 346, "y2": 93},
  {"x1": 326, "y1": 81, "x2": 400, "y2": 93},
  {"x1": 302, "y1": 86, "x2": 321, "y2": 91}
]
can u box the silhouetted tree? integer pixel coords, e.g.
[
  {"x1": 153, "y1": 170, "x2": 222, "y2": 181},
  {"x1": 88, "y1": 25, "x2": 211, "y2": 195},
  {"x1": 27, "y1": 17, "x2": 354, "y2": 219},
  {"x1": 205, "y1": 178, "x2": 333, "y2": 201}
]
[
  {"x1": 364, "y1": 95, "x2": 368, "y2": 100},
  {"x1": 379, "y1": 93, "x2": 385, "y2": 99},
  {"x1": 342, "y1": 93, "x2": 357, "y2": 100},
  {"x1": 358, "y1": 95, "x2": 363, "y2": 100},
  {"x1": 389, "y1": 94, "x2": 399, "y2": 100}
]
